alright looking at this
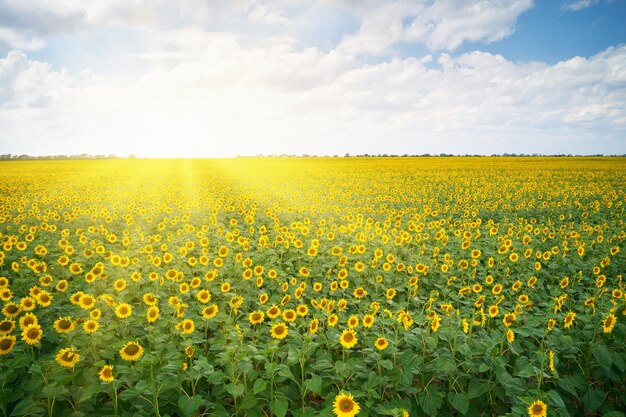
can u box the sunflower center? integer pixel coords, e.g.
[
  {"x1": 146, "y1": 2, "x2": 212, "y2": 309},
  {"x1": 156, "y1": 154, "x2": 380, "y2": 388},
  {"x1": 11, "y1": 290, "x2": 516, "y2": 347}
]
[
  {"x1": 125, "y1": 344, "x2": 140, "y2": 355},
  {"x1": 62, "y1": 351, "x2": 74, "y2": 361},
  {"x1": 274, "y1": 326, "x2": 285, "y2": 335},
  {"x1": 59, "y1": 320, "x2": 71, "y2": 329},
  {"x1": 27, "y1": 328, "x2": 40, "y2": 339},
  {"x1": 340, "y1": 399, "x2": 354, "y2": 411},
  {"x1": 6, "y1": 305, "x2": 18, "y2": 314},
  {"x1": 102, "y1": 368, "x2": 112, "y2": 378},
  {"x1": 0, "y1": 338, "x2": 12, "y2": 350},
  {"x1": 252, "y1": 313, "x2": 261, "y2": 321},
  {"x1": 0, "y1": 322, "x2": 12, "y2": 331},
  {"x1": 343, "y1": 333, "x2": 354, "y2": 343},
  {"x1": 532, "y1": 404, "x2": 543, "y2": 413}
]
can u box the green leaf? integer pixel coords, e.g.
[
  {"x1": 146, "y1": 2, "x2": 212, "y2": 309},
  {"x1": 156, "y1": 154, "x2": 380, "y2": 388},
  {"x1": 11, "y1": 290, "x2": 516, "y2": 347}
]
[
  {"x1": 270, "y1": 397, "x2": 289, "y2": 417},
  {"x1": 448, "y1": 392, "x2": 469, "y2": 415},
  {"x1": 226, "y1": 382, "x2": 245, "y2": 398},
  {"x1": 418, "y1": 391, "x2": 443, "y2": 416},
  {"x1": 305, "y1": 374, "x2": 323, "y2": 395},
  {"x1": 591, "y1": 344, "x2": 613, "y2": 370},
  {"x1": 240, "y1": 392, "x2": 257, "y2": 410},
  {"x1": 253, "y1": 378, "x2": 268, "y2": 394},
  {"x1": 582, "y1": 388, "x2": 605, "y2": 412},
  {"x1": 603, "y1": 412, "x2": 625, "y2": 417},
  {"x1": 546, "y1": 390, "x2": 565, "y2": 409},
  {"x1": 177, "y1": 395, "x2": 202, "y2": 417},
  {"x1": 468, "y1": 378, "x2": 489, "y2": 399}
]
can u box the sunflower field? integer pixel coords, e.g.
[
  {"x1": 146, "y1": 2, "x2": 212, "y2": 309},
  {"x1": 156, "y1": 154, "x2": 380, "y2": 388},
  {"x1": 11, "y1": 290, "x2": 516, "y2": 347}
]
[{"x1": 0, "y1": 157, "x2": 625, "y2": 417}]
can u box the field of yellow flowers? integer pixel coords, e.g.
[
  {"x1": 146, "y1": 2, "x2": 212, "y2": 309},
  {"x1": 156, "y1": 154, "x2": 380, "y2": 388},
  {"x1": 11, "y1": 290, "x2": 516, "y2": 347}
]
[{"x1": 0, "y1": 157, "x2": 624, "y2": 417}]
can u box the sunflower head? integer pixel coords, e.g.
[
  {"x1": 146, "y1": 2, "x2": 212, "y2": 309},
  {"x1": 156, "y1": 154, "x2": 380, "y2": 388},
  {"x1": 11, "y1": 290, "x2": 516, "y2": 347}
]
[
  {"x1": 339, "y1": 329, "x2": 357, "y2": 349},
  {"x1": 56, "y1": 347, "x2": 80, "y2": 368},
  {"x1": 99, "y1": 365, "x2": 115, "y2": 383},
  {"x1": 119, "y1": 341, "x2": 144, "y2": 361},
  {"x1": 333, "y1": 392, "x2": 360, "y2": 417},
  {"x1": 528, "y1": 400, "x2": 547, "y2": 417}
]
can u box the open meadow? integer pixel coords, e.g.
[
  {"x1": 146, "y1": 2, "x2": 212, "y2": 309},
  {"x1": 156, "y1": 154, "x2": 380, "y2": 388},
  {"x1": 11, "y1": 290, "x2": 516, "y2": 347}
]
[{"x1": 0, "y1": 157, "x2": 624, "y2": 417}]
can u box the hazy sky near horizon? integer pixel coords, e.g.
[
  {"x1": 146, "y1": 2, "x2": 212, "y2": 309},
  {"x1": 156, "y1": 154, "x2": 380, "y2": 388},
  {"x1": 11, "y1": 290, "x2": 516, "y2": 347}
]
[{"x1": 1, "y1": 0, "x2": 625, "y2": 157}]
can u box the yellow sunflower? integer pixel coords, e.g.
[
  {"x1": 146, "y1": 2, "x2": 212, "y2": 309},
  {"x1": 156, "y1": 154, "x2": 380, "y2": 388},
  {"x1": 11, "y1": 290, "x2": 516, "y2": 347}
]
[
  {"x1": 602, "y1": 313, "x2": 617, "y2": 333},
  {"x1": 248, "y1": 311, "x2": 265, "y2": 325},
  {"x1": 119, "y1": 341, "x2": 144, "y2": 361},
  {"x1": 309, "y1": 318, "x2": 319, "y2": 334},
  {"x1": 374, "y1": 337, "x2": 388, "y2": 351},
  {"x1": 0, "y1": 335, "x2": 16, "y2": 355},
  {"x1": 339, "y1": 329, "x2": 357, "y2": 349},
  {"x1": 115, "y1": 303, "x2": 132, "y2": 319},
  {"x1": 282, "y1": 309, "x2": 297, "y2": 322},
  {"x1": 202, "y1": 304, "x2": 218, "y2": 319},
  {"x1": 270, "y1": 323, "x2": 288, "y2": 340},
  {"x1": 21, "y1": 323, "x2": 43, "y2": 345},
  {"x1": 0, "y1": 319, "x2": 15, "y2": 335},
  {"x1": 178, "y1": 319, "x2": 195, "y2": 335},
  {"x1": 146, "y1": 306, "x2": 160, "y2": 323},
  {"x1": 506, "y1": 329, "x2": 515, "y2": 343},
  {"x1": 83, "y1": 320, "x2": 99, "y2": 334},
  {"x1": 99, "y1": 364, "x2": 115, "y2": 383},
  {"x1": 333, "y1": 392, "x2": 360, "y2": 417},
  {"x1": 528, "y1": 400, "x2": 547, "y2": 417},
  {"x1": 56, "y1": 347, "x2": 80, "y2": 368},
  {"x1": 53, "y1": 317, "x2": 75, "y2": 334}
]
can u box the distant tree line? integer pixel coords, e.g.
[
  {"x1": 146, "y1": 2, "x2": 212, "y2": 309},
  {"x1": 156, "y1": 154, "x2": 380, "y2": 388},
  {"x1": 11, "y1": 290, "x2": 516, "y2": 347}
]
[
  {"x1": 0, "y1": 154, "x2": 127, "y2": 160},
  {"x1": 1, "y1": 153, "x2": 623, "y2": 160}
]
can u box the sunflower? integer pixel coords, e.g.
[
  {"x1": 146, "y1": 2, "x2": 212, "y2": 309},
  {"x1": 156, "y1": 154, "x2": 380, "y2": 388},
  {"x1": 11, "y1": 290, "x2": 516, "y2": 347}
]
[
  {"x1": 503, "y1": 313, "x2": 516, "y2": 327},
  {"x1": 506, "y1": 329, "x2": 515, "y2": 343},
  {"x1": 53, "y1": 317, "x2": 75, "y2": 334},
  {"x1": 56, "y1": 347, "x2": 80, "y2": 368},
  {"x1": 146, "y1": 306, "x2": 160, "y2": 323},
  {"x1": 266, "y1": 305, "x2": 281, "y2": 319},
  {"x1": 197, "y1": 289, "x2": 211, "y2": 304},
  {"x1": 333, "y1": 392, "x2": 360, "y2": 417},
  {"x1": 282, "y1": 309, "x2": 297, "y2": 322},
  {"x1": 83, "y1": 320, "x2": 99, "y2": 334},
  {"x1": 248, "y1": 311, "x2": 265, "y2": 325},
  {"x1": 259, "y1": 293, "x2": 269, "y2": 305},
  {"x1": 0, "y1": 319, "x2": 16, "y2": 335},
  {"x1": 2, "y1": 303, "x2": 20, "y2": 319},
  {"x1": 563, "y1": 311, "x2": 576, "y2": 329},
  {"x1": 328, "y1": 314, "x2": 339, "y2": 327},
  {"x1": 339, "y1": 329, "x2": 357, "y2": 349},
  {"x1": 115, "y1": 303, "x2": 132, "y2": 319},
  {"x1": 528, "y1": 400, "x2": 547, "y2": 417},
  {"x1": 270, "y1": 323, "x2": 288, "y2": 340},
  {"x1": 99, "y1": 364, "x2": 115, "y2": 383},
  {"x1": 296, "y1": 304, "x2": 308, "y2": 317},
  {"x1": 347, "y1": 316, "x2": 359, "y2": 329},
  {"x1": 20, "y1": 297, "x2": 36, "y2": 311},
  {"x1": 362, "y1": 314, "x2": 374, "y2": 328},
  {"x1": 202, "y1": 305, "x2": 218, "y2": 319},
  {"x1": 21, "y1": 323, "x2": 43, "y2": 345},
  {"x1": 602, "y1": 313, "x2": 617, "y2": 333},
  {"x1": 385, "y1": 288, "x2": 396, "y2": 300},
  {"x1": 548, "y1": 350, "x2": 555, "y2": 371},
  {"x1": 220, "y1": 282, "x2": 231, "y2": 293},
  {"x1": 374, "y1": 337, "x2": 388, "y2": 351},
  {"x1": 0, "y1": 335, "x2": 16, "y2": 355},
  {"x1": 309, "y1": 318, "x2": 319, "y2": 334},
  {"x1": 119, "y1": 341, "x2": 144, "y2": 361},
  {"x1": 178, "y1": 319, "x2": 195, "y2": 335}
]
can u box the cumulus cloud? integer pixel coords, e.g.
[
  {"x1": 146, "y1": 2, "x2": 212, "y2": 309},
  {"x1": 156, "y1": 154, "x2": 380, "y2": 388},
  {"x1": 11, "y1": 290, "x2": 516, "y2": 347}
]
[
  {"x1": 562, "y1": 0, "x2": 600, "y2": 12},
  {"x1": 1, "y1": 40, "x2": 625, "y2": 156},
  {"x1": 336, "y1": 0, "x2": 534, "y2": 54}
]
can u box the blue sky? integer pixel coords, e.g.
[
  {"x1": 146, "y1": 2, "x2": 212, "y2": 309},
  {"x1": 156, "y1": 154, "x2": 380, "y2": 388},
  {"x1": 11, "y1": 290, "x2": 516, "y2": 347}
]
[{"x1": 0, "y1": 0, "x2": 625, "y2": 156}]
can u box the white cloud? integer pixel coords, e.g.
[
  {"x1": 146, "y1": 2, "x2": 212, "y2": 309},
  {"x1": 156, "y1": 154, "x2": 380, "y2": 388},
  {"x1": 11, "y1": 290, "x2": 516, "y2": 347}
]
[
  {"x1": 563, "y1": 0, "x2": 600, "y2": 12},
  {"x1": 336, "y1": 0, "x2": 534, "y2": 55},
  {"x1": 1, "y1": 41, "x2": 625, "y2": 156}
]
